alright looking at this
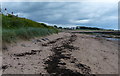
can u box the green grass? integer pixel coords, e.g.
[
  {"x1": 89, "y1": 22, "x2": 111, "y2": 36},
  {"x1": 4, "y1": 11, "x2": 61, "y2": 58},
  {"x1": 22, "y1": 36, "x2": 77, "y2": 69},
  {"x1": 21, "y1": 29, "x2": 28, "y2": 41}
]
[{"x1": 2, "y1": 14, "x2": 58, "y2": 43}]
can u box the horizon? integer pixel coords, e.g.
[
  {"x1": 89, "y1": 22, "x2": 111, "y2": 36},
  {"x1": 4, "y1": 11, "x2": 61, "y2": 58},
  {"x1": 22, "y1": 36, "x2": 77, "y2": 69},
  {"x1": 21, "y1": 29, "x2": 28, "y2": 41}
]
[{"x1": 1, "y1": 2, "x2": 118, "y2": 30}]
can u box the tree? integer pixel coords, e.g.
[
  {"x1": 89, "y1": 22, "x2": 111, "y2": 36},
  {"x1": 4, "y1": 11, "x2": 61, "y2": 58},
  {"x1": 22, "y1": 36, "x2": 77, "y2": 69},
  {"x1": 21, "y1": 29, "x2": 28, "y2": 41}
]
[
  {"x1": 4, "y1": 8, "x2": 8, "y2": 16},
  {"x1": 5, "y1": 8, "x2": 7, "y2": 11},
  {"x1": 58, "y1": 27, "x2": 62, "y2": 29},
  {"x1": 16, "y1": 14, "x2": 18, "y2": 17},
  {"x1": 0, "y1": 8, "x2": 1, "y2": 12},
  {"x1": 76, "y1": 26, "x2": 80, "y2": 29},
  {"x1": 54, "y1": 25, "x2": 57, "y2": 28},
  {"x1": 11, "y1": 12, "x2": 13, "y2": 15}
]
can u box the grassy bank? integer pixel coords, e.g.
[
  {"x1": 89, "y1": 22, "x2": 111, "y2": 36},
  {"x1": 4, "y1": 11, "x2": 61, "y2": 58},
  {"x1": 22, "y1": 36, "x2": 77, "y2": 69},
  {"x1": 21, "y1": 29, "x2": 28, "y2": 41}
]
[
  {"x1": 3, "y1": 27, "x2": 58, "y2": 43},
  {"x1": 2, "y1": 14, "x2": 58, "y2": 43}
]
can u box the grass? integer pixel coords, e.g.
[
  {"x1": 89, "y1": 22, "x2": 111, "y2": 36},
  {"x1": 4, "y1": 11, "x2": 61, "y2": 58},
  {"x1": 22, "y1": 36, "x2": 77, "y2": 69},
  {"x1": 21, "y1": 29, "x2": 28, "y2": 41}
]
[
  {"x1": 2, "y1": 14, "x2": 58, "y2": 43},
  {"x1": 3, "y1": 27, "x2": 58, "y2": 43}
]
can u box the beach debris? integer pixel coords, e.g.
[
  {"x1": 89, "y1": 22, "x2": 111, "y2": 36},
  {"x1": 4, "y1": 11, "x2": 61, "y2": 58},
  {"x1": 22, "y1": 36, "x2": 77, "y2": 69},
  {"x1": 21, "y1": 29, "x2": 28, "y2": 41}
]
[
  {"x1": 44, "y1": 34, "x2": 92, "y2": 75},
  {"x1": 42, "y1": 38, "x2": 46, "y2": 41},
  {"x1": 36, "y1": 39, "x2": 41, "y2": 42},
  {"x1": 2, "y1": 65, "x2": 8, "y2": 72},
  {"x1": 14, "y1": 50, "x2": 42, "y2": 57}
]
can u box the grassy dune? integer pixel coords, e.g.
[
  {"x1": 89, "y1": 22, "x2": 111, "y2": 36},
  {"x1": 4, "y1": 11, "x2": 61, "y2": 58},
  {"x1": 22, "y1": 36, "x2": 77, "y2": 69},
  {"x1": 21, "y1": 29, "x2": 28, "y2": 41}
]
[{"x1": 2, "y1": 14, "x2": 58, "y2": 43}]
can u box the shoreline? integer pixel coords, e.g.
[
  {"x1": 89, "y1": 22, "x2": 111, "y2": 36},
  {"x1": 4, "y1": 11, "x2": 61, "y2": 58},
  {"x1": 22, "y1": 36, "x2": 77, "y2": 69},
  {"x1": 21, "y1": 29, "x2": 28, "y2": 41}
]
[{"x1": 2, "y1": 32, "x2": 118, "y2": 75}]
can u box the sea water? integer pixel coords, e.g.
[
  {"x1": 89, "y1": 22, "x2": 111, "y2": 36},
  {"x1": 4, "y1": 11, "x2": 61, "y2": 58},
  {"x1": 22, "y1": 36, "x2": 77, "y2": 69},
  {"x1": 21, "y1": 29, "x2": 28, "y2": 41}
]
[{"x1": 105, "y1": 38, "x2": 120, "y2": 41}]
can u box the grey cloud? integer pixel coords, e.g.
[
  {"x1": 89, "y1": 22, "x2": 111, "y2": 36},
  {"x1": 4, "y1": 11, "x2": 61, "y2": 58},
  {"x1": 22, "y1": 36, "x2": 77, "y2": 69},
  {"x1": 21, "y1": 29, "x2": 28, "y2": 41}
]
[{"x1": 2, "y1": 2, "x2": 118, "y2": 29}]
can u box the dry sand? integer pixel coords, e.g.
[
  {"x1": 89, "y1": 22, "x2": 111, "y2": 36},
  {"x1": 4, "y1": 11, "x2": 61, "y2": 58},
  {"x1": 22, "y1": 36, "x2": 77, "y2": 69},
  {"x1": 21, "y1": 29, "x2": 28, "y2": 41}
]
[{"x1": 2, "y1": 32, "x2": 118, "y2": 75}]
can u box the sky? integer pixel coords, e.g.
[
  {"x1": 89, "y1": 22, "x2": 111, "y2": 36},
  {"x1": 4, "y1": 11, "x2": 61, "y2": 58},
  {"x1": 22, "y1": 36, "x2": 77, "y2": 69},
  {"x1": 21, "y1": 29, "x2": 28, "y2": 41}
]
[{"x1": 1, "y1": 1, "x2": 118, "y2": 30}]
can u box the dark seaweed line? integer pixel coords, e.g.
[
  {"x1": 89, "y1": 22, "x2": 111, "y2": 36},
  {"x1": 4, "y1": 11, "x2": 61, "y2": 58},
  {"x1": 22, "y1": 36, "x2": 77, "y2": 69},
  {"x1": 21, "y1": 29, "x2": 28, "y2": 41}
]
[
  {"x1": 42, "y1": 37, "x2": 63, "y2": 46},
  {"x1": 13, "y1": 50, "x2": 42, "y2": 57},
  {"x1": 44, "y1": 34, "x2": 95, "y2": 76}
]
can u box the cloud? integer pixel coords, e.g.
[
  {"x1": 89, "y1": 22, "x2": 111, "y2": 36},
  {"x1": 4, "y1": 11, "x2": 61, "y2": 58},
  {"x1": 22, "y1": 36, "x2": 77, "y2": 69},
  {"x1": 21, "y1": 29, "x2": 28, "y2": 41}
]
[
  {"x1": 0, "y1": 0, "x2": 119, "y2": 2},
  {"x1": 1, "y1": 2, "x2": 118, "y2": 29},
  {"x1": 70, "y1": 19, "x2": 91, "y2": 24}
]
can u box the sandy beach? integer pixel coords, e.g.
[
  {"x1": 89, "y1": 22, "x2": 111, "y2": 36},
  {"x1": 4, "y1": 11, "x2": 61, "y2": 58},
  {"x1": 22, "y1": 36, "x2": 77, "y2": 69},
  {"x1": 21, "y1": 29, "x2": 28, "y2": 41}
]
[{"x1": 2, "y1": 32, "x2": 118, "y2": 75}]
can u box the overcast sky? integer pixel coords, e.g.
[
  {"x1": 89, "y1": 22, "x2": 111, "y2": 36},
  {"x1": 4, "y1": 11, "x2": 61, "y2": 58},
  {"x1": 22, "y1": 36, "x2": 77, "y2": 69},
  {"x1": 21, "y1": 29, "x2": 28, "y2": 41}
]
[{"x1": 1, "y1": 2, "x2": 118, "y2": 29}]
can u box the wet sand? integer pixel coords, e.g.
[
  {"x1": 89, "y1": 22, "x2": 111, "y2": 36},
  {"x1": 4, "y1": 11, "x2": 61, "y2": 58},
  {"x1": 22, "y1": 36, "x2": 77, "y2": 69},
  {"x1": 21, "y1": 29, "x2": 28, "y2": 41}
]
[{"x1": 2, "y1": 32, "x2": 118, "y2": 75}]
